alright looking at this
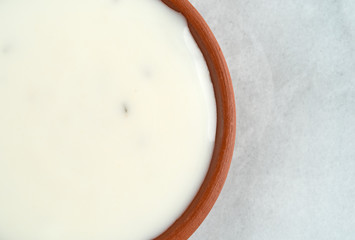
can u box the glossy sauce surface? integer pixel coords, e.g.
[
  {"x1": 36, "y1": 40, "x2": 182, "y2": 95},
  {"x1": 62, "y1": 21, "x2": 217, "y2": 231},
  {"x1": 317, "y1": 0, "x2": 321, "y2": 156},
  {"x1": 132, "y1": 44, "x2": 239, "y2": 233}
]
[{"x1": 0, "y1": 0, "x2": 216, "y2": 239}]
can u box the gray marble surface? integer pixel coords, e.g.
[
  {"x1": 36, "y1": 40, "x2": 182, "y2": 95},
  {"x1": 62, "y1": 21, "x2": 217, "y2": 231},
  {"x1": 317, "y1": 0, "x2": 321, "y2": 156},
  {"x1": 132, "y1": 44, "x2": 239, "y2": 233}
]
[{"x1": 188, "y1": 0, "x2": 355, "y2": 239}]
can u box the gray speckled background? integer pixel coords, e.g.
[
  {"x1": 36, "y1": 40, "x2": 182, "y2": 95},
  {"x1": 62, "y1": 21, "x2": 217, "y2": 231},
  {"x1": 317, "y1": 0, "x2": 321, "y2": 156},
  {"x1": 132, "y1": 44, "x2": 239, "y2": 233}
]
[{"x1": 188, "y1": 0, "x2": 355, "y2": 239}]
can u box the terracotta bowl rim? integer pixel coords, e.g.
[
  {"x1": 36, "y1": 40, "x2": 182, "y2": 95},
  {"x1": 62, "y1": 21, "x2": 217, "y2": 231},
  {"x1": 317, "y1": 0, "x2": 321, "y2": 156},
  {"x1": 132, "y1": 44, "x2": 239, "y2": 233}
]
[{"x1": 155, "y1": 0, "x2": 236, "y2": 239}]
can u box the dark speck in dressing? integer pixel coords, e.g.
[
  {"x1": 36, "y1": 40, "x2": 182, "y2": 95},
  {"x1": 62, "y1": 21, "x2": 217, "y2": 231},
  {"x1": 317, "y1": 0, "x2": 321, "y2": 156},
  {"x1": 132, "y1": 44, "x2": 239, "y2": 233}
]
[
  {"x1": 141, "y1": 66, "x2": 153, "y2": 79},
  {"x1": 2, "y1": 45, "x2": 12, "y2": 54},
  {"x1": 122, "y1": 103, "x2": 129, "y2": 115}
]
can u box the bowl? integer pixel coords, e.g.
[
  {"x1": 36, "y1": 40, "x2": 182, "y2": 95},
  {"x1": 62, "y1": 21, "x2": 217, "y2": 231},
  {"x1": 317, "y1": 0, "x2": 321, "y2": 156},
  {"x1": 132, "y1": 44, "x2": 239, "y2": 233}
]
[{"x1": 156, "y1": 0, "x2": 236, "y2": 239}]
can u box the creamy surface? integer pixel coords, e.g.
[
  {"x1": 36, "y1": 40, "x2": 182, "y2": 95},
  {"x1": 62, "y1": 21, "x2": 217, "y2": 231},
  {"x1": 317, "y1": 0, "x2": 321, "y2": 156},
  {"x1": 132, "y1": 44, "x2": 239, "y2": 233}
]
[{"x1": 0, "y1": 0, "x2": 216, "y2": 239}]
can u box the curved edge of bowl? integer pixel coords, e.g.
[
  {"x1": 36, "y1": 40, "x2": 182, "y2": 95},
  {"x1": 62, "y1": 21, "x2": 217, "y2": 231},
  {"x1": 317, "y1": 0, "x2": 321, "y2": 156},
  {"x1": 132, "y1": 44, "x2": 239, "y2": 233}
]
[{"x1": 155, "y1": 0, "x2": 236, "y2": 239}]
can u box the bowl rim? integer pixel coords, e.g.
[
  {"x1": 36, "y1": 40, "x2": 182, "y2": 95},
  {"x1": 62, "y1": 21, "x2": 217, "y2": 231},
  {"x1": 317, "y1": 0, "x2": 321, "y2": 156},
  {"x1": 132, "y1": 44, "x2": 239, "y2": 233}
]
[{"x1": 155, "y1": 0, "x2": 236, "y2": 239}]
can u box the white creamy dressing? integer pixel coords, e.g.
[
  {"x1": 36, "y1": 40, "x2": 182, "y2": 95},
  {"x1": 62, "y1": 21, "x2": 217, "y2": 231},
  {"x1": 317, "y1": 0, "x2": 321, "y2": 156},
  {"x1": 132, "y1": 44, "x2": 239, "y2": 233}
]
[{"x1": 0, "y1": 0, "x2": 216, "y2": 239}]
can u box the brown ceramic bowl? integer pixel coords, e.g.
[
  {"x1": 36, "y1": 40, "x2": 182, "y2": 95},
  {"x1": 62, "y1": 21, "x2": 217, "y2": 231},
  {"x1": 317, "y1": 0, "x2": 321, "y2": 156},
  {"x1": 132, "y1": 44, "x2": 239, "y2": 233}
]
[{"x1": 155, "y1": 0, "x2": 236, "y2": 239}]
